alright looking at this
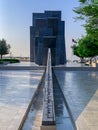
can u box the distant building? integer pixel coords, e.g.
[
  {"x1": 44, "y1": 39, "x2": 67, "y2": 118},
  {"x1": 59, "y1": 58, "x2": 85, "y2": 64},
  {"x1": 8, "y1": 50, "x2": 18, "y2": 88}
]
[{"x1": 30, "y1": 11, "x2": 66, "y2": 65}]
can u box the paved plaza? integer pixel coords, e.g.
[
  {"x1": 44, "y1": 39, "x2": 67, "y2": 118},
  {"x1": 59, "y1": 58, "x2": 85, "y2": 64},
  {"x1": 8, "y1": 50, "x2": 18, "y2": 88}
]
[
  {"x1": 0, "y1": 70, "x2": 44, "y2": 130},
  {"x1": 0, "y1": 64, "x2": 98, "y2": 130},
  {"x1": 54, "y1": 70, "x2": 98, "y2": 130}
]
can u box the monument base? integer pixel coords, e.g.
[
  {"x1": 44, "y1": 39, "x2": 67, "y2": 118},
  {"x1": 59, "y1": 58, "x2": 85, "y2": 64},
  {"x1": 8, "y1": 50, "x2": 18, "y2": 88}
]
[{"x1": 40, "y1": 125, "x2": 56, "y2": 130}]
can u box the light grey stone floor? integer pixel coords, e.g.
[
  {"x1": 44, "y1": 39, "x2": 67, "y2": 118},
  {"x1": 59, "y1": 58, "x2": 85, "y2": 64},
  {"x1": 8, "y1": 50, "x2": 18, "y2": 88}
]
[
  {"x1": 0, "y1": 70, "x2": 44, "y2": 130},
  {"x1": 54, "y1": 70, "x2": 98, "y2": 130}
]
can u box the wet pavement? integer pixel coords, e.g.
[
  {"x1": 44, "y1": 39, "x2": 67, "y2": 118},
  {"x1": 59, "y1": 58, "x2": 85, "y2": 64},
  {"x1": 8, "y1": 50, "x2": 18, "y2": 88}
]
[
  {"x1": 54, "y1": 70, "x2": 98, "y2": 130},
  {"x1": 22, "y1": 73, "x2": 44, "y2": 130},
  {"x1": 53, "y1": 73, "x2": 76, "y2": 130},
  {"x1": 0, "y1": 70, "x2": 44, "y2": 130},
  {"x1": 1, "y1": 62, "x2": 98, "y2": 130}
]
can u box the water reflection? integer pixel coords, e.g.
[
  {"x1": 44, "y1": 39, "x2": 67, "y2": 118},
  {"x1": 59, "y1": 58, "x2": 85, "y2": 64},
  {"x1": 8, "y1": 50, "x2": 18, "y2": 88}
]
[
  {"x1": 53, "y1": 73, "x2": 75, "y2": 130},
  {"x1": 0, "y1": 70, "x2": 44, "y2": 106},
  {"x1": 54, "y1": 71, "x2": 98, "y2": 121}
]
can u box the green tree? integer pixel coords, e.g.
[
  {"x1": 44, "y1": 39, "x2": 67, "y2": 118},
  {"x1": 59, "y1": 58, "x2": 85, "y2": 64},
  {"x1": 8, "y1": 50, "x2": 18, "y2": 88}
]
[
  {"x1": 74, "y1": 1, "x2": 98, "y2": 37},
  {"x1": 72, "y1": 0, "x2": 98, "y2": 59},
  {"x1": 72, "y1": 35, "x2": 98, "y2": 60},
  {"x1": 71, "y1": 45, "x2": 80, "y2": 57},
  {"x1": 0, "y1": 39, "x2": 11, "y2": 59}
]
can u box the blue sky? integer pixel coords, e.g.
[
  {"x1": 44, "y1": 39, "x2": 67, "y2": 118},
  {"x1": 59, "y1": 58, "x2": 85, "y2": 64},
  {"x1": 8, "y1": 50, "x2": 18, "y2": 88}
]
[{"x1": 0, "y1": 0, "x2": 85, "y2": 60}]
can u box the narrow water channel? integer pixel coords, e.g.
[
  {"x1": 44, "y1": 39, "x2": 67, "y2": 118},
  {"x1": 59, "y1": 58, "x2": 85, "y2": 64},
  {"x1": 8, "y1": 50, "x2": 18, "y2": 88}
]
[
  {"x1": 22, "y1": 71, "x2": 76, "y2": 130},
  {"x1": 52, "y1": 71, "x2": 76, "y2": 130},
  {"x1": 22, "y1": 76, "x2": 45, "y2": 130}
]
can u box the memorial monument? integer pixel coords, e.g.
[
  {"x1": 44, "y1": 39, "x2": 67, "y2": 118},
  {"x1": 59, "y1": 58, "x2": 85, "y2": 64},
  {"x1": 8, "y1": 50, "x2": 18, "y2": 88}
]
[{"x1": 30, "y1": 11, "x2": 66, "y2": 65}]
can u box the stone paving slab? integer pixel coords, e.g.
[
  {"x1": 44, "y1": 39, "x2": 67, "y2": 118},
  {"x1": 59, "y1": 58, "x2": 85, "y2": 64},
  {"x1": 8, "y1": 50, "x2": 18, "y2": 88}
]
[
  {"x1": 0, "y1": 70, "x2": 44, "y2": 130},
  {"x1": 76, "y1": 90, "x2": 98, "y2": 130},
  {"x1": 54, "y1": 70, "x2": 98, "y2": 130}
]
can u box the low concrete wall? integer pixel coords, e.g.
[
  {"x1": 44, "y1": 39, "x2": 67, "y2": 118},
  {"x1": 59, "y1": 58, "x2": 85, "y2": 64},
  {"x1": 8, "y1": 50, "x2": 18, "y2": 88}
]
[
  {"x1": 53, "y1": 67, "x2": 98, "y2": 71},
  {"x1": 1, "y1": 66, "x2": 98, "y2": 71},
  {"x1": 0, "y1": 66, "x2": 45, "y2": 70},
  {"x1": 41, "y1": 126, "x2": 56, "y2": 130}
]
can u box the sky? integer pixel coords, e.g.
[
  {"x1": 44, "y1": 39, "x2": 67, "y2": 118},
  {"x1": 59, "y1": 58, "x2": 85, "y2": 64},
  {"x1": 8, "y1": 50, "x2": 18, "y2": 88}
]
[{"x1": 0, "y1": 0, "x2": 85, "y2": 60}]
